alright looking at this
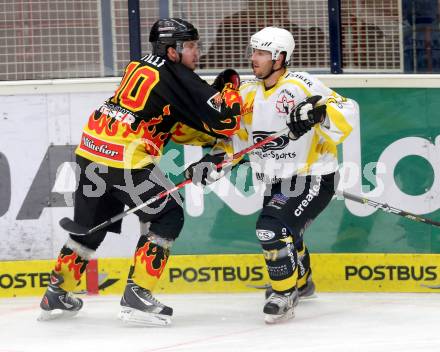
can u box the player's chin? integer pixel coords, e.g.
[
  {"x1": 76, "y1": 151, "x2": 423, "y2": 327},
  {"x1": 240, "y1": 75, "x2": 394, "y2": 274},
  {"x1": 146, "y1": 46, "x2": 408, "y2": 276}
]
[
  {"x1": 254, "y1": 69, "x2": 265, "y2": 79},
  {"x1": 190, "y1": 62, "x2": 198, "y2": 70}
]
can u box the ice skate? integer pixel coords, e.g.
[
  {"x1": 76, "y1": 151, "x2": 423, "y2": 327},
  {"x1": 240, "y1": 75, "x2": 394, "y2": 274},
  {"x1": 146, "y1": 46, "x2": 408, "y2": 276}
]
[
  {"x1": 37, "y1": 271, "x2": 83, "y2": 321},
  {"x1": 263, "y1": 287, "x2": 299, "y2": 324},
  {"x1": 118, "y1": 280, "x2": 172, "y2": 326}
]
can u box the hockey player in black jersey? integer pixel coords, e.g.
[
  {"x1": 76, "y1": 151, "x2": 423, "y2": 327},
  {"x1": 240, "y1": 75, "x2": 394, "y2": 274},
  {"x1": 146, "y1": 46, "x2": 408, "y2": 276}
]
[{"x1": 38, "y1": 18, "x2": 242, "y2": 326}]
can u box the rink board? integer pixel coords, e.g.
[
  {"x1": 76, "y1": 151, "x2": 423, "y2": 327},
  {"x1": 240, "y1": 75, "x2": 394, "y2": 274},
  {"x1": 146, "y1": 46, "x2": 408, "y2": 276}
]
[
  {"x1": 0, "y1": 253, "x2": 439, "y2": 297},
  {"x1": 1, "y1": 79, "x2": 440, "y2": 262}
]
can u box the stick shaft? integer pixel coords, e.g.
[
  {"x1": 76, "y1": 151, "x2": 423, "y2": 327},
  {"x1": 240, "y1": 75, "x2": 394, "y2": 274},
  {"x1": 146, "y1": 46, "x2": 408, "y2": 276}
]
[
  {"x1": 341, "y1": 191, "x2": 440, "y2": 228},
  {"x1": 84, "y1": 128, "x2": 290, "y2": 235}
]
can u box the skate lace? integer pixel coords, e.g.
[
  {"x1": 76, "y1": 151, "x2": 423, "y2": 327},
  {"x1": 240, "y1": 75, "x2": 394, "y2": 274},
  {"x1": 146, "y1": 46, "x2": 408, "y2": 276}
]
[
  {"x1": 65, "y1": 292, "x2": 81, "y2": 305},
  {"x1": 270, "y1": 293, "x2": 288, "y2": 307},
  {"x1": 140, "y1": 287, "x2": 163, "y2": 307}
]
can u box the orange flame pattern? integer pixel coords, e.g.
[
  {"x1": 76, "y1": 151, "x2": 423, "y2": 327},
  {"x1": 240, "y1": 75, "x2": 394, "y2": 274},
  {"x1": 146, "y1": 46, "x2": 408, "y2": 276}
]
[
  {"x1": 134, "y1": 241, "x2": 168, "y2": 279},
  {"x1": 86, "y1": 105, "x2": 171, "y2": 157},
  {"x1": 54, "y1": 251, "x2": 87, "y2": 282},
  {"x1": 222, "y1": 87, "x2": 242, "y2": 109},
  {"x1": 241, "y1": 100, "x2": 254, "y2": 115},
  {"x1": 172, "y1": 122, "x2": 185, "y2": 137}
]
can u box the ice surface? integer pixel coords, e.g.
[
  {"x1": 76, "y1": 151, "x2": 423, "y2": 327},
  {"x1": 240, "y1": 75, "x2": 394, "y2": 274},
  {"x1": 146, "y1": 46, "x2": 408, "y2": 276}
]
[{"x1": 0, "y1": 292, "x2": 439, "y2": 352}]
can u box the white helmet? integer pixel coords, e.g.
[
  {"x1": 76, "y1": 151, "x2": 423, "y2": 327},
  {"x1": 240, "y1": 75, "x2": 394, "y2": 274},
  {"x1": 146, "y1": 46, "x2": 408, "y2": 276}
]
[{"x1": 250, "y1": 27, "x2": 295, "y2": 64}]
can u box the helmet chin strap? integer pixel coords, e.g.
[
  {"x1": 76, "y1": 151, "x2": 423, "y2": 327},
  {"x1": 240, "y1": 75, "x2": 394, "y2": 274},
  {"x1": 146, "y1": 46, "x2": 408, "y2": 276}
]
[{"x1": 175, "y1": 42, "x2": 184, "y2": 63}]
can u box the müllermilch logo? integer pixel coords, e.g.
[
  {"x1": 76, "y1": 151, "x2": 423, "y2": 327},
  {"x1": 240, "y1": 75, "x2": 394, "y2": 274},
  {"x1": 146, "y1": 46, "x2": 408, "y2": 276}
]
[
  {"x1": 83, "y1": 137, "x2": 118, "y2": 157},
  {"x1": 80, "y1": 132, "x2": 124, "y2": 161}
]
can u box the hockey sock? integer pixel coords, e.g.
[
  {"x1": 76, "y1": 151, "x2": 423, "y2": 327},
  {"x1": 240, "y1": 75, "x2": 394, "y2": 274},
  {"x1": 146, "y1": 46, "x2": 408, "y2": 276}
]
[
  {"x1": 129, "y1": 233, "x2": 172, "y2": 291},
  {"x1": 53, "y1": 238, "x2": 94, "y2": 292},
  {"x1": 296, "y1": 244, "x2": 311, "y2": 289},
  {"x1": 264, "y1": 235, "x2": 299, "y2": 293},
  {"x1": 257, "y1": 216, "x2": 298, "y2": 294}
]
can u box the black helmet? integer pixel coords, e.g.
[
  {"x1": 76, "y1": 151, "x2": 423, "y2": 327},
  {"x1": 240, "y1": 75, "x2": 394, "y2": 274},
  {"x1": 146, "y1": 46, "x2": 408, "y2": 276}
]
[{"x1": 149, "y1": 18, "x2": 199, "y2": 57}]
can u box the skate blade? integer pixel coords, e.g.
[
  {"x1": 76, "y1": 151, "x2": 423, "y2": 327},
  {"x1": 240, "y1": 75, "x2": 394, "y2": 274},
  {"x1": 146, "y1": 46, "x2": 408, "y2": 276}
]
[
  {"x1": 118, "y1": 307, "x2": 171, "y2": 327},
  {"x1": 37, "y1": 309, "x2": 79, "y2": 321},
  {"x1": 264, "y1": 309, "x2": 295, "y2": 324},
  {"x1": 246, "y1": 283, "x2": 271, "y2": 289}
]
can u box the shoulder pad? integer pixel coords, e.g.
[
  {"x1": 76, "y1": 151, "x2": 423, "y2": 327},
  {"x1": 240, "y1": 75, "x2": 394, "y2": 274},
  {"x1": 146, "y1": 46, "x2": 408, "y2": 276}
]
[
  {"x1": 240, "y1": 78, "x2": 260, "y2": 86},
  {"x1": 240, "y1": 79, "x2": 261, "y2": 93},
  {"x1": 284, "y1": 71, "x2": 315, "y2": 89}
]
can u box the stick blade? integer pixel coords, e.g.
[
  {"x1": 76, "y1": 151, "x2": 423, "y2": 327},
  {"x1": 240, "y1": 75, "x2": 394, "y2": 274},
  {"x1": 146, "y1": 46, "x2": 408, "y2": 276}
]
[{"x1": 59, "y1": 217, "x2": 90, "y2": 235}]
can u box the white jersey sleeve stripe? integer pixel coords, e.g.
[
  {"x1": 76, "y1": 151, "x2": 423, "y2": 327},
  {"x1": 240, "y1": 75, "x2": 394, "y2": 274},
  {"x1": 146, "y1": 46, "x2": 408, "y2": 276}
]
[
  {"x1": 284, "y1": 79, "x2": 312, "y2": 97},
  {"x1": 316, "y1": 100, "x2": 355, "y2": 145}
]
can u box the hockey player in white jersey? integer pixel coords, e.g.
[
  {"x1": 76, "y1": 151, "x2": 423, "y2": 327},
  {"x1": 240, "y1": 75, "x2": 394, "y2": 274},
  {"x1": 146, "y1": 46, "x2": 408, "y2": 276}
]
[{"x1": 186, "y1": 26, "x2": 358, "y2": 324}]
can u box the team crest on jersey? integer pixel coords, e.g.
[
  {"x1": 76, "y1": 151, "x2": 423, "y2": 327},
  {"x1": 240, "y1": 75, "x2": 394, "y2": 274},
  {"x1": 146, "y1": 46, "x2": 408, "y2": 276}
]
[
  {"x1": 253, "y1": 131, "x2": 290, "y2": 152},
  {"x1": 275, "y1": 89, "x2": 295, "y2": 115}
]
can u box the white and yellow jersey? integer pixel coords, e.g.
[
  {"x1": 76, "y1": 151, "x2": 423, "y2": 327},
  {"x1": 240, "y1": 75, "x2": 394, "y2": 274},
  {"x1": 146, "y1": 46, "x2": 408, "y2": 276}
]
[{"x1": 232, "y1": 70, "x2": 358, "y2": 183}]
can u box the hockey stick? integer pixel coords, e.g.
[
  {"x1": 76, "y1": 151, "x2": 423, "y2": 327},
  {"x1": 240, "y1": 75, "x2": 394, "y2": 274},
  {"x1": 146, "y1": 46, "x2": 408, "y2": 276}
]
[
  {"x1": 339, "y1": 191, "x2": 440, "y2": 228},
  {"x1": 59, "y1": 127, "x2": 290, "y2": 236}
]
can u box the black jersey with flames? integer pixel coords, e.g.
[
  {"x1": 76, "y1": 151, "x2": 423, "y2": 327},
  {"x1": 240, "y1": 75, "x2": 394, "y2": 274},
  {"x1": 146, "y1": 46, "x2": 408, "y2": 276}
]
[{"x1": 76, "y1": 53, "x2": 242, "y2": 168}]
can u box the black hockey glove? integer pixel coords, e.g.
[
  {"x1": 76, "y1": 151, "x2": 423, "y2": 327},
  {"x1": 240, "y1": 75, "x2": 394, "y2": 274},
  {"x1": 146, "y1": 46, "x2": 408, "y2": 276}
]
[
  {"x1": 212, "y1": 69, "x2": 240, "y2": 91},
  {"x1": 287, "y1": 95, "x2": 327, "y2": 140},
  {"x1": 184, "y1": 152, "x2": 228, "y2": 186}
]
